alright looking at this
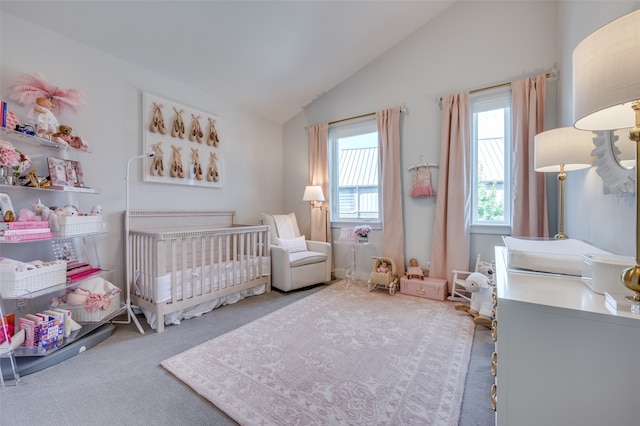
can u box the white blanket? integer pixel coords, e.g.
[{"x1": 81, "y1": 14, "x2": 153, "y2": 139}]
[{"x1": 134, "y1": 257, "x2": 270, "y2": 330}]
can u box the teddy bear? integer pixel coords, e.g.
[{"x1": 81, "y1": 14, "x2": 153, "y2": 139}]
[
  {"x1": 51, "y1": 124, "x2": 73, "y2": 145},
  {"x1": 454, "y1": 272, "x2": 494, "y2": 328},
  {"x1": 51, "y1": 125, "x2": 89, "y2": 151}
]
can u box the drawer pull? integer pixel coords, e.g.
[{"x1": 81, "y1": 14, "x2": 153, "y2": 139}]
[
  {"x1": 490, "y1": 384, "x2": 497, "y2": 411},
  {"x1": 491, "y1": 320, "x2": 497, "y2": 341},
  {"x1": 491, "y1": 351, "x2": 497, "y2": 363},
  {"x1": 491, "y1": 359, "x2": 497, "y2": 377}
]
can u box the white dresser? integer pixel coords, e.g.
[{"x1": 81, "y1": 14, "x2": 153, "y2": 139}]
[{"x1": 494, "y1": 246, "x2": 640, "y2": 426}]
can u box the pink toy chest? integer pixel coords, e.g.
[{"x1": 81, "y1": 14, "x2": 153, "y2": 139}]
[{"x1": 400, "y1": 276, "x2": 448, "y2": 301}]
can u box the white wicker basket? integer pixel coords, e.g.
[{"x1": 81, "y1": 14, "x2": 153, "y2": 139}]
[
  {"x1": 0, "y1": 260, "x2": 67, "y2": 298},
  {"x1": 64, "y1": 292, "x2": 121, "y2": 323},
  {"x1": 54, "y1": 216, "x2": 105, "y2": 238}
]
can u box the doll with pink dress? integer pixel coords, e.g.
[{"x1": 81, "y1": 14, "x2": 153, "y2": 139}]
[
  {"x1": 377, "y1": 260, "x2": 389, "y2": 273},
  {"x1": 406, "y1": 258, "x2": 425, "y2": 280}
]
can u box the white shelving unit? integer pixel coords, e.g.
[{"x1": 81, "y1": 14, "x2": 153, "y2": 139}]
[{"x1": 0, "y1": 127, "x2": 117, "y2": 380}]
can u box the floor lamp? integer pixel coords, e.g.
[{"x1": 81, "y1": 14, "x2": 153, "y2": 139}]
[
  {"x1": 115, "y1": 152, "x2": 154, "y2": 334},
  {"x1": 303, "y1": 185, "x2": 328, "y2": 242},
  {"x1": 534, "y1": 127, "x2": 594, "y2": 239},
  {"x1": 573, "y1": 9, "x2": 640, "y2": 306}
]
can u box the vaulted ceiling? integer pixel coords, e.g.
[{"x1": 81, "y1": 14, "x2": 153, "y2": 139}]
[{"x1": 1, "y1": 1, "x2": 456, "y2": 124}]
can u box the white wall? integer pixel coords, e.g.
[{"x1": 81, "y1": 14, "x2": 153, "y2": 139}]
[
  {"x1": 284, "y1": 1, "x2": 559, "y2": 278},
  {"x1": 1, "y1": 13, "x2": 284, "y2": 286},
  {"x1": 558, "y1": 1, "x2": 640, "y2": 256}
]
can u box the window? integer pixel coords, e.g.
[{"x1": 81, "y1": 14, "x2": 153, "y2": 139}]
[
  {"x1": 470, "y1": 88, "x2": 512, "y2": 231},
  {"x1": 328, "y1": 117, "x2": 380, "y2": 225}
]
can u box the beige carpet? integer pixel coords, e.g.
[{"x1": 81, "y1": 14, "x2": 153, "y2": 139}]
[{"x1": 161, "y1": 281, "x2": 475, "y2": 425}]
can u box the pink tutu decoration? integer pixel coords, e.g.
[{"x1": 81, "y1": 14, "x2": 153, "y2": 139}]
[{"x1": 410, "y1": 166, "x2": 435, "y2": 198}]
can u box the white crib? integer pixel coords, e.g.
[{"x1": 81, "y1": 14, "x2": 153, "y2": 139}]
[{"x1": 127, "y1": 210, "x2": 270, "y2": 332}]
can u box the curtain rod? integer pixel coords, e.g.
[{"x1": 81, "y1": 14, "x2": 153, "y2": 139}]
[
  {"x1": 438, "y1": 72, "x2": 553, "y2": 102},
  {"x1": 326, "y1": 103, "x2": 407, "y2": 126},
  {"x1": 329, "y1": 112, "x2": 376, "y2": 126},
  {"x1": 305, "y1": 105, "x2": 406, "y2": 131}
]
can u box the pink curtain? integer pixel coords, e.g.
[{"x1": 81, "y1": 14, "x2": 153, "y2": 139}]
[
  {"x1": 308, "y1": 123, "x2": 330, "y2": 243},
  {"x1": 377, "y1": 107, "x2": 405, "y2": 275},
  {"x1": 429, "y1": 93, "x2": 471, "y2": 284},
  {"x1": 512, "y1": 75, "x2": 548, "y2": 238}
]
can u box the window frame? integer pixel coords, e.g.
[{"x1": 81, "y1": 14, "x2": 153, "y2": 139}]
[
  {"x1": 328, "y1": 117, "x2": 381, "y2": 229},
  {"x1": 470, "y1": 87, "x2": 512, "y2": 235}
]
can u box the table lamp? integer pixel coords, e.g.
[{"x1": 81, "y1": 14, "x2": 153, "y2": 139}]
[
  {"x1": 534, "y1": 127, "x2": 594, "y2": 239},
  {"x1": 303, "y1": 185, "x2": 325, "y2": 209},
  {"x1": 573, "y1": 9, "x2": 640, "y2": 305}
]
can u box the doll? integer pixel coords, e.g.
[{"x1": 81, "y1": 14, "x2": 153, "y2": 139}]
[
  {"x1": 406, "y1": 258, "x2": 425, "y2": 280},
  {"x1": 377, "y1": 260, "x2": 389, "y2": 273},
  {"x1": 8, "y1": 72, "x2": 86, "y2": 136},
  {"x1": 29, "y1": 97, "x2": 59, "y2": 137}
]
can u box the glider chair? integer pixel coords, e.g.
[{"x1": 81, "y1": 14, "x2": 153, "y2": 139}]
[{"x1": 261, "y1": 213, "x2": 332, "y2": 292}]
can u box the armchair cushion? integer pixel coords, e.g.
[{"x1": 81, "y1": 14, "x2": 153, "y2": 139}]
[
  {"x1": 275, "y1": 236, "x2": 307, "y2": 253},
  {"x1": 290, "y1": 251, "x2": 328, "y2": 267},
  {"x1": 261, "y1": 213, "x2": 300, "y2": 239}
]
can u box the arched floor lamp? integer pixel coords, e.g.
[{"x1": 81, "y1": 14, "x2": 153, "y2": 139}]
[{"x1": 113, "y1": 152, "x2": 154, "y2": 334}]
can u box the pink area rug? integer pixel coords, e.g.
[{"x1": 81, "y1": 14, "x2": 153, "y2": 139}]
[{"x1": 161, "y1": 282, "x2": 475, "y2": 425}]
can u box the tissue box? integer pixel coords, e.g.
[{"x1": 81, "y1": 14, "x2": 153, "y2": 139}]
[{"x1": 582, "y1": 253, "x2": 635, "y2": 295}]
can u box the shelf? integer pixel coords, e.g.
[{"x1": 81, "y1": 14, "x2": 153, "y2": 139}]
[
  {"x1": 1, "y1": 283, "x2": 66, "y2": 300},
  {"x1": 2, "y1": 323, "x2": 115, "y2": 380},
  {"x1": 0, "y1": 126, "x2": 91, "y2": 153},
  {"x1": 0, "y1": 230, "x2": 107, "y2": 244},
  {"x1": 0, "y1": 182, "x2": 100, "y2": 194},
  {"x1": 11, "y1": 304, "x2": 125, "y2": 357}
]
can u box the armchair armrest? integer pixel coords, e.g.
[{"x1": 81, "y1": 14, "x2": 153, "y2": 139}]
[
  {"x1": 271, "y1": 245, "x2": 291, "y2": 270},
  {"x1": 306, "y1": 240, "x2": 331, "y2": 255},
  {"x1": 305, "y1": 240, "x2": 332, "y2": 281}
]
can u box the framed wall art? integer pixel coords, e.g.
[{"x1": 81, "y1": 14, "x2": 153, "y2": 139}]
[
  {"x1": 47, "y1": 157, "x2": 85, "y2": 188},
  {"x1": 143, "y1": 92, "x2": 225, "y2": 188}
]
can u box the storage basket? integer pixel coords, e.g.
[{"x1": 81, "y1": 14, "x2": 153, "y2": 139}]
[
  {"x1": 63, "y1": 292, "x2": 121, "y2": 323},
  {"x1": 54, "y1": 216, "x2": 105, "y2": 238},
  {"x1": 0, "y1": 260, "x2": 67, "y2": 298}
]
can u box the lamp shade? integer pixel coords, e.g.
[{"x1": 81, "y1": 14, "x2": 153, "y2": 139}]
[
  {"x1": 573, "y1": 9, "x2": 640, "y2": 130},
  {"x1": 534, "y1": 127, "x2": 595, "y2": 172},
  {"x1": 303, "y1": 185, "x2": 325, "y2": 202}
]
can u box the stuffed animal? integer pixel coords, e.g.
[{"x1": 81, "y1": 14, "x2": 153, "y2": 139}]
[
  {"x1": 17, "y1": 208, "x2": 37, "y2": 222},
  {"x1": 32, "y1": 199, "x2": 60, "y2": 232},
  {"x1": 52, "y1": 125, "x2": 88, "y2": 151},
  {"x1": 90, "y1": 205, "x2": 102, "y2": 215},
  {"x1": 51, "y1": 124, "x2": 73, "y2": 145},
  {"x1": 54, "y1": 205, "x2": 79, "y2": 217},
  {"x1": 454, "y1": 272, "x2": 493, "y2": 327}
]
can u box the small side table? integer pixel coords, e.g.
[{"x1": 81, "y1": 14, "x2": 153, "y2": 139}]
[{"x1": 334, "y1": 240, "x2": 369, "y2": 289}]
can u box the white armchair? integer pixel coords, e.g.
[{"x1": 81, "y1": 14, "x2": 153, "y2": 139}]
[{"x1": 261, "y1": 213, "x2": 332, "y2": 292}]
